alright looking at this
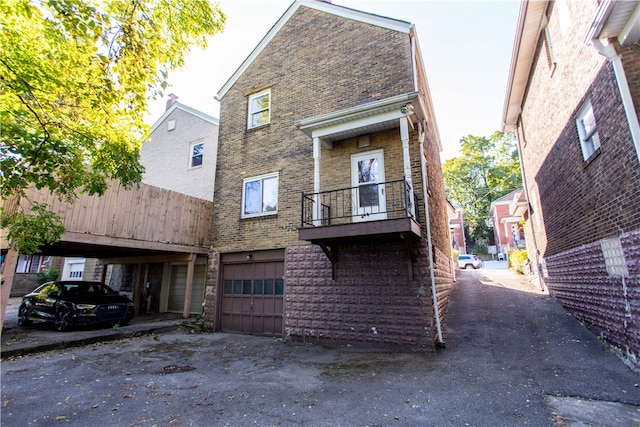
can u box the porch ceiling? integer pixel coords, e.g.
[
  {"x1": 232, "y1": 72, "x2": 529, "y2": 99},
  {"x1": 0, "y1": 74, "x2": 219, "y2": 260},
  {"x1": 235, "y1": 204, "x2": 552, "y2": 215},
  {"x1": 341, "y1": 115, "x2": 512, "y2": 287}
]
[{"x1": 295, "y1": 92, "x2": 419, "y2": 142}]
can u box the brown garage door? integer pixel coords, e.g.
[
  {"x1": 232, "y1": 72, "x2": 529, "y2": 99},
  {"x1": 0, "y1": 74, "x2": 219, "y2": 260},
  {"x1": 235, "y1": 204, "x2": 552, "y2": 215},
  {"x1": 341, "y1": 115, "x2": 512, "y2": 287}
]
[{"x1": 221, "y1": 260, "x2": 284, "y2": 336}]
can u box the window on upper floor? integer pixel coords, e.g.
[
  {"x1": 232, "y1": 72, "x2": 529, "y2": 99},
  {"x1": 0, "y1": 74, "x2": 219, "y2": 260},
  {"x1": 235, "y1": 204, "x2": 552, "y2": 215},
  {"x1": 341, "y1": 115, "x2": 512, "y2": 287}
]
[
  {"x1": 242, "y1": 172, "x2": 278, "y2": 218},
  {"x1": 543, "y1": 26, "x2": 556, "y2": 72},
  {"x1": 576, "y1": 100, "x2": 601, "y2": 160},
  {"x1": 248, "y1": 89, "x2": 271, "y2": 129},
  {"x1": 190, "y1": 141, "x2": 204, "y2": 168}
]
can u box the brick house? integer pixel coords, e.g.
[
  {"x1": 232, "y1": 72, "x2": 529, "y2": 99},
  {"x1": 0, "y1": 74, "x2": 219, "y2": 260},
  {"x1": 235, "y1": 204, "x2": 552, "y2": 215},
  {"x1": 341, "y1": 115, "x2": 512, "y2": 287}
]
[
  {"x1": 502, "y1": 0, "x2": 640, "y2": 367},
  {"x1": 205, "y1": 0, "x2": 453, "y2": 349},
  {"x1": 489, "y1": 188, "x2": 526, "y2": 258},
  {"x1": 447, "y1": 201, "x2": 467, "y2": 255}
]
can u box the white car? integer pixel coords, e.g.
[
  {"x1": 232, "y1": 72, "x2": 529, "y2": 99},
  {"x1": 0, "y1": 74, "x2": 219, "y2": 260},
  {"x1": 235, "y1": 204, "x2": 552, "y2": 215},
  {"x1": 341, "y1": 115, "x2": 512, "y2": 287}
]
[{"x1": 458, "y1": 254, "x2": 483, "y2": 269}]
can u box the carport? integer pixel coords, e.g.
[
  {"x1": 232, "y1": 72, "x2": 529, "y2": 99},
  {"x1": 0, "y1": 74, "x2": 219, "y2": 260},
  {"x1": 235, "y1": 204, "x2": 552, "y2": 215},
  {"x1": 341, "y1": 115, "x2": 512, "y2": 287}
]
[{"x1": 1, "y1": 181, "x2": 212, "y2": 329}]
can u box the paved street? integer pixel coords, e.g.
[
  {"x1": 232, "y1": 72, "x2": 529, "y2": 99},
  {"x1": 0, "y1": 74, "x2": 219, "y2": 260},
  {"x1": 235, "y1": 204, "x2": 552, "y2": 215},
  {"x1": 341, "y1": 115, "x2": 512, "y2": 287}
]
[{"x1": 2, "y1": 264, "x2": 639, "y2": 426}]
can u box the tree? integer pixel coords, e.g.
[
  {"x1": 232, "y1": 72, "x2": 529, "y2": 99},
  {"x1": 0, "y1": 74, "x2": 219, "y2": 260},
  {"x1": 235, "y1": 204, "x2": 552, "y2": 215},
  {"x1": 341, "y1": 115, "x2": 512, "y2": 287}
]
[
  {"x1": 442, "y1": 131, "x2": 522, "y2": 246},
  {"x1": 0, "y1": 0, "x2": 225, "y2": 253}
]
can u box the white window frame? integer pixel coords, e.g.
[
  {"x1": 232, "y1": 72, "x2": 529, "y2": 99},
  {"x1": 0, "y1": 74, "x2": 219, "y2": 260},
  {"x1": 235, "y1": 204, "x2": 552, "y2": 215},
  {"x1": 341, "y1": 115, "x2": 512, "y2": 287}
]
[
  {"x1": 189, "y1": 140, "x2": 204, "y2": 169},
  {"x1": 241, "y1": 172, "x2": 279, "y2": 219},
  {"x1": 247, "y1": 89, "x2": 271, "y2": 129},
  {"x1": 576, "y1": 100, "x2": 601, "y2": 160}
]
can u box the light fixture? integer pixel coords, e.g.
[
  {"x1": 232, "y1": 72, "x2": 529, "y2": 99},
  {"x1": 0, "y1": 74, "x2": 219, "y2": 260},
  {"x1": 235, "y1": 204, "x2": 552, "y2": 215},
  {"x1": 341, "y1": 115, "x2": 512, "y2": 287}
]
[
  {"x1": 357, "y1": 135, "x2": 371, "y2": 148},
  {"x1": 246, "y1": 254, "x2": 252, "y2": 260}
]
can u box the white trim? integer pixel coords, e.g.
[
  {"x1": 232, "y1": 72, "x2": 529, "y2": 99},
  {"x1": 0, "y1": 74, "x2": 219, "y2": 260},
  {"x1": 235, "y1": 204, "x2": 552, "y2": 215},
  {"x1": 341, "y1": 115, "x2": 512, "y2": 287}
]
[
  {"x1": 217, "y1": 0, "x2": 411, "y2": 99},
  {"x1": 241, "y1": 172, "x2": 279, "y2": 219},
  {"x1": 311, "y1": 110, "x2": 404, "y2": 139},
  {"x1": 189, "y1": 140, "x2": 205, "y2": 169}
]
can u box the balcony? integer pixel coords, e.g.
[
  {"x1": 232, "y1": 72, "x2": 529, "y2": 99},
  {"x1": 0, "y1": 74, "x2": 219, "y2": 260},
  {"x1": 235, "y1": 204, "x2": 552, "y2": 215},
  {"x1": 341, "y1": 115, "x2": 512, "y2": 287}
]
[{"x1": 299, "y1": 178, "x2": 422, "y2": 245}]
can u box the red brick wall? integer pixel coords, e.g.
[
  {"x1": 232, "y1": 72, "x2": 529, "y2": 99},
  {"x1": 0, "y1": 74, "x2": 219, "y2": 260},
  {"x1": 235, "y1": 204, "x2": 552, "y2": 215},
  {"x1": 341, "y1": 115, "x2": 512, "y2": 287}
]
[
  {"x1": 516, "y1": 0, "x2": 640, "y2": 368},
  {"x1": 543, "y1": 229, "x2": 640, "y2": 366}
]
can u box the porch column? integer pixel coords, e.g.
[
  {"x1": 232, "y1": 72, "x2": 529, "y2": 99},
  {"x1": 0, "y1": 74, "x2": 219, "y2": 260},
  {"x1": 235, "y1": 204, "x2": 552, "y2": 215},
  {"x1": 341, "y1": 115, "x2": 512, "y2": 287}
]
[
  {"x1": 0, "y1": 249, "x2": 18, "y2": 330},
  {"x1": 313, "y1": 137, "x2": 321, "y2": 225},
  {"x1": 400, "y1": 118, "x2": 412, "y2": 185},
  {"x1": 183, "y1": 253, "x2": 196, "y2": 319}
]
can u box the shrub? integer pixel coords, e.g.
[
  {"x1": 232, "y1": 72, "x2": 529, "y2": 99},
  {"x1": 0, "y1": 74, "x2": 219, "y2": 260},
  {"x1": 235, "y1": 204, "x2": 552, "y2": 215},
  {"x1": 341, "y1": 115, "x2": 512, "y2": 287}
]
[
  {"x1": 508, "y1": 250, "x2": 529, "y2": 274},
  {"x1": 38, "y1": 268, "x2": 59, "y2": 283}
]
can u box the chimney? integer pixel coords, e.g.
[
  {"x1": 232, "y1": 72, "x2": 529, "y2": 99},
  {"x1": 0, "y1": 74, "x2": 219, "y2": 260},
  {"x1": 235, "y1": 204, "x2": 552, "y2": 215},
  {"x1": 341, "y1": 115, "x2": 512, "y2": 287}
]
[{"x1": 166, "y1": 93, "x2": 179, "y2": 111}]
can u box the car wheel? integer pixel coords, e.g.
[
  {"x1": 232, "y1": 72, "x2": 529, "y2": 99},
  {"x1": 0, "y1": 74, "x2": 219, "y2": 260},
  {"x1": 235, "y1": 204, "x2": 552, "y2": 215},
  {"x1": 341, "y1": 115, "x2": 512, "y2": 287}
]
[
  {"x1": 55, "y1": 306, "x2": 72, "y2": 332},
  {"x1": 18, "y1": 304, "x2": 32, "y2": 327},
  {"x1": 473, "y1": 265, "x2": 479, "y2": 269}
]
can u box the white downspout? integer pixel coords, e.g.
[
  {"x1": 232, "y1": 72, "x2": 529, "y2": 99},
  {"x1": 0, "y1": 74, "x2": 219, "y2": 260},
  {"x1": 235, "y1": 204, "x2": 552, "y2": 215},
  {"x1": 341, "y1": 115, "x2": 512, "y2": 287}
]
[
  {"x1": 418, "y1": 122, "x2": 444, "y2": 347},
  {"x1": 590, "y1": 38, "x2": 640, "y2": 164}
]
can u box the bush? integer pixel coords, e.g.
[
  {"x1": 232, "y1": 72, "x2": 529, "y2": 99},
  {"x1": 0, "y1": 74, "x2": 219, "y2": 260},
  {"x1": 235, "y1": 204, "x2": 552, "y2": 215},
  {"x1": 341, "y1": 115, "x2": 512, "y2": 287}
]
[
  {"x1": 507, "y1": 250, "x2": 529, "y2": 274},
  {"x1": 38, "y1": 268, "x2": 59, "y2": 283}
]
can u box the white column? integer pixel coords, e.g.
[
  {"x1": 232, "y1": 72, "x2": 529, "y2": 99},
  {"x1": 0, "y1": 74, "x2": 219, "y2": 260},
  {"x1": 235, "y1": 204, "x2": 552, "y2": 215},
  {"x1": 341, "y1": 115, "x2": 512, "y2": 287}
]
[
  {"x1": 313, "y1": 137, "x2": 321, "y2": 225},
  {"x1": 400, "y1": 118, "x2": 412, "y2": 184}
]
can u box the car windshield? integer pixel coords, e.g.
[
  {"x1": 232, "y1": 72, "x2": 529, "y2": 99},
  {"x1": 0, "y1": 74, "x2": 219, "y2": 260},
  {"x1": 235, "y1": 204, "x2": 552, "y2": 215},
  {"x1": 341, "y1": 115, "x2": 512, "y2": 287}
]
[{"x1": 61, "y1": 283, "x2": 115, "y2": 297}]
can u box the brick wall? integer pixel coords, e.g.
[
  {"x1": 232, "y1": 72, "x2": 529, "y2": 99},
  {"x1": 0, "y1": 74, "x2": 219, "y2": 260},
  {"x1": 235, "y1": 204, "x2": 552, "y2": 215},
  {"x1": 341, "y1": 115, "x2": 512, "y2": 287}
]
[
  {"x1": 212, "y1": 6, "x2": 414, "y2": 254},
  {"x1": 284, "y1": 243, "x2": 437, "y2": 349},
  {"x1": 517, "y1": 0, "x2": 640, "y2": 368},
  {"x1": 544, "y1": 229, "x2": 640, "y2": 368}
]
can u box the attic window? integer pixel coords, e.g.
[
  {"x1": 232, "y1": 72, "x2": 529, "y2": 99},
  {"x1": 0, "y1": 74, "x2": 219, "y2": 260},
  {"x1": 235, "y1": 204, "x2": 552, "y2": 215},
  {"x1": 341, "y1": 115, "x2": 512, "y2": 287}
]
[
  {"x1": 248, "y1": 89, "x2": 271, "y2": 129},
  {"x1": 167, "y1": 119, "x2": 176, "y2": 131}
]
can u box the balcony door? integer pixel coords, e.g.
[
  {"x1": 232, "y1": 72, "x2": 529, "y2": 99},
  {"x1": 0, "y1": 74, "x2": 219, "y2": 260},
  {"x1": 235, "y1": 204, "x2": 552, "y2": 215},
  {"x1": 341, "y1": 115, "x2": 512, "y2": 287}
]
[{"x1": 351, "y1": 149, "x2": 386, "y2": 222}]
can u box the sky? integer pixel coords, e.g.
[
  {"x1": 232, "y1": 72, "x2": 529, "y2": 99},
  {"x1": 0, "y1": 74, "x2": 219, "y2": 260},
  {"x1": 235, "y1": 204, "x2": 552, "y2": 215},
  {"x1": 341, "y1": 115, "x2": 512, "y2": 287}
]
[{"x1": 146, "y1": 0, "x2": 521, "y2": 161}]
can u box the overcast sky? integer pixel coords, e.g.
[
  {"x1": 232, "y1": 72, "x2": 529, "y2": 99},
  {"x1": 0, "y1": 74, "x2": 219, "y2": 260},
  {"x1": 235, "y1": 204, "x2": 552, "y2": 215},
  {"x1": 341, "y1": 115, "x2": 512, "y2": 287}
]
[{"x1": 146, "y1": 0, "x2": 521, "y2": 161}]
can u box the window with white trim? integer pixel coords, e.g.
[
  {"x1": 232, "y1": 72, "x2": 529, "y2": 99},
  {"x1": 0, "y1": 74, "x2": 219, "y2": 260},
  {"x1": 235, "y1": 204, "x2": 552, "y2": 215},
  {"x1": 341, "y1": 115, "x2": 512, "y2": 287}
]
[
  {"x1": 576, "y1": 100, "x2": 601, "y2": 160},
  {"x1": 190, "y1": 141, "x2": 204, "y2": 168},
  {"x1": 242, "y1": 172, "x2": 278, "y2": 218},
  {"x1": 248, "y1": 89, "x2": 271, "y2": 129}
]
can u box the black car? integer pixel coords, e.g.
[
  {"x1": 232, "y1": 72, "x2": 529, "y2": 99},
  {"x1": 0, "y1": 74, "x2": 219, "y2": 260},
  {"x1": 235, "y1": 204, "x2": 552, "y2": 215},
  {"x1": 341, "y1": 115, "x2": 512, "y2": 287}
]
[{"x1": 18, "y1": 281, "x2": 134, "y2": 332}]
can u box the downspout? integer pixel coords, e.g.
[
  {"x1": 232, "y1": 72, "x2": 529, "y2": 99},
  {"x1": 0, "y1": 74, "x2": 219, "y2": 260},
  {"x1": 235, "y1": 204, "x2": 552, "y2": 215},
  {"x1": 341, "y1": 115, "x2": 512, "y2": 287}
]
[
  {"x1": 418, "y1": 121, "x2": 444, "y2": 347},
  {"x1": 590, "y1": 38, "x2": 640, "y2": 164}
]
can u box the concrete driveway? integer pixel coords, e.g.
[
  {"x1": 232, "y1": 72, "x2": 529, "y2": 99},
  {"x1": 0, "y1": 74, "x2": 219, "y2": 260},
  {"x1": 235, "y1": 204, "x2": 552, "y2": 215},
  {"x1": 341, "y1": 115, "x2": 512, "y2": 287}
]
[{"x1": 2, "y1": 266, "x2": 639, "y2": 426}]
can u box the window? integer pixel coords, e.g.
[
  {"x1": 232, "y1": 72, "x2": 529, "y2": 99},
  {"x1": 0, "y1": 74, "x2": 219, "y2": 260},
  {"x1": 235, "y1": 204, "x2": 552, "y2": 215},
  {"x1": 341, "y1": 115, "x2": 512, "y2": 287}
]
[
  {"x1": 15, "y1": 255, "x2": 48, "y2": 273},
  {"x1": 242, "y1": 172, "x2": 278, "y2": 218},
  {"x1": 576, "y1": 100, "x2": 601, "y2": 160},
  {"x1": 601, "y1": 237, "x2": 629, "y2": 276},
  {"x1": 543, "y1": 26, "x2": 556, "y2": 71},
  {"x1": 190, "y1": 141, "x2": 204, "y2": 168},
  {"x1": 248, "y1": 89, "x2": 271, "y2": 129}
]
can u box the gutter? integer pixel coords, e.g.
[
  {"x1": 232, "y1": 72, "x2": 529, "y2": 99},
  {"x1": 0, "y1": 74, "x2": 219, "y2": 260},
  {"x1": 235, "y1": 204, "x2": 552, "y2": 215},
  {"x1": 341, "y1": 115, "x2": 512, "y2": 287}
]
[
  {"x1": 418, "y1": 121, "x2": 444, "y2": 347},
  {"x1": 589, "y1": 38, "x2": 640, "y2": 164}
]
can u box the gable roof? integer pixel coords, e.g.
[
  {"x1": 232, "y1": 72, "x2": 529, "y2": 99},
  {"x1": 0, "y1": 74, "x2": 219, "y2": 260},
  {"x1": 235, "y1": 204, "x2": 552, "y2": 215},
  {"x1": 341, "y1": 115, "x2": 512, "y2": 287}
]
[
  {"x1": 150, "y1": 102, "x2": 219, "y2": 133},
  {"x1": 216, "y1": 0, "x2": 413, "y2": 99}
]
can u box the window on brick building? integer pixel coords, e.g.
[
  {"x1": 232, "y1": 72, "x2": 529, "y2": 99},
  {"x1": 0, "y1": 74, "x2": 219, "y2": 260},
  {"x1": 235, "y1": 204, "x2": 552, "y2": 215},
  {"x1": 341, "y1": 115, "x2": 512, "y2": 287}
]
[
  {"x1": 242, "y1": 172, "x2": 278, "y2": 218},
  {"x1": 190, "y1": 141, "x2": 204, "y2": 168},
  {"x1": 576, "y1": 100, "x2": 601, "y2": 160},
  {"x1": 248, "y1": 89, "x2": 271, "y2": 129},
  {"x1": 543, "y1": 26, "x2": 556, "y2": 72}
]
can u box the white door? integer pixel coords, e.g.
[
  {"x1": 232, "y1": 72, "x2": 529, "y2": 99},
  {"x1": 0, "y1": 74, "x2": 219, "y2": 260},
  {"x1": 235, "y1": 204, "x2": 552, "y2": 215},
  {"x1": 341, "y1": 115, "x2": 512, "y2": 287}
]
[{"x1": 351, "y1": 150, "x2": 386, "y2": 222}]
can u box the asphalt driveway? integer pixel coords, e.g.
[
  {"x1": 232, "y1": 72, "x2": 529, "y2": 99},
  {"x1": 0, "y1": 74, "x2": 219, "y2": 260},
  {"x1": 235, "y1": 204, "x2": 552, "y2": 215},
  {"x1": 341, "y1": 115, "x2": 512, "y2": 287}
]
[{"x1": 1, "y1": 265, "x2": 639, "y2": 426}]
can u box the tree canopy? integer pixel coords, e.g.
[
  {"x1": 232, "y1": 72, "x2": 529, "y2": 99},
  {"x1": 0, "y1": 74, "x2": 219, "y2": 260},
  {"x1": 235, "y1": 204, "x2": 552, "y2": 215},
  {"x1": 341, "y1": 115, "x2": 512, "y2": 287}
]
[
  {"x1": 0, "y1": 0, "x2": 225, "y2": 253},
  {"x1": 442, "y1": 131, "x2": 522, "y2": 247}
]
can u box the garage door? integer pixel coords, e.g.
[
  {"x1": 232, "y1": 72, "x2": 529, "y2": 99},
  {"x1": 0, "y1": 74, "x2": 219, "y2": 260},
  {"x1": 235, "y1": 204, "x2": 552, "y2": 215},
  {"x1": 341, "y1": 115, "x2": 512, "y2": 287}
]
[
  {"x1": 221, "y1": 260, "x2": 284, "y2": 336},
  {"x1": 168, "y1": 264, "x2": 206, "y2": 314}
]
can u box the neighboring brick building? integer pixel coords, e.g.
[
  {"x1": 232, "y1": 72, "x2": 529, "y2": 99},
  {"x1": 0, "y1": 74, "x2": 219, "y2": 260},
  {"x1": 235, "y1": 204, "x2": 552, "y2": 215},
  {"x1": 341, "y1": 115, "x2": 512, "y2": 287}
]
[
  {"x1": 141, "y1": 95, "x2": 219, "y2": 201},
  {"x1": 503, "y1": 0, "x2": 640, "y2": 368},
  {"x1": 447, "y1": 201, "x2": 467, "y2": 254},
  {"x1": 489, "y1": 189, "x2": 526, "y2": 258},
  {"x1": 206, "y1": 0, "x2": 453, "y2": 349}
]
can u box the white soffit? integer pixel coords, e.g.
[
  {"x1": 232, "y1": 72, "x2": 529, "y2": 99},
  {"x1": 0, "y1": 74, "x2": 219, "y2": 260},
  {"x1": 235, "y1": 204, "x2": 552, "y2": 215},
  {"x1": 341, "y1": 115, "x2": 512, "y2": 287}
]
[
  {"x1": 585, "y1": 0, "x2": 640, "y2": 46},
  {"x1": 502, "y1": 0, "x2": 548, "y2": 131},
  {"x1": 216, "y1": 0, "x2": 412, "y2": 99}
]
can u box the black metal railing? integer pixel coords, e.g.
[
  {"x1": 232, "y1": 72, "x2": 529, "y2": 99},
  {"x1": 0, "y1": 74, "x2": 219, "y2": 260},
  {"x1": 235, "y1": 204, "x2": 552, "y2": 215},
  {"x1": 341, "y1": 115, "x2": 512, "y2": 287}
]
[{"x1": 301, "y1": 178, "x2": 420, "y2": 228}]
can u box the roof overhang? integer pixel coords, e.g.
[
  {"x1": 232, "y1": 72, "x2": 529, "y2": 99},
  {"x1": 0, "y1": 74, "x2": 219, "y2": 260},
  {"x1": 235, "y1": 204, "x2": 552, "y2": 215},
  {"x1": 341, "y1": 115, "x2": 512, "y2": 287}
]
[
  {"x1": 295, "y1": 92, "x2": 420, "y2": 142},
  {"x1": 509, "y1": 190, "x2": 528, "y2": 217},
  {"x1": 584, "y1": 0, "x2": 640, "y2": 46},
  {"x1": 501, "y1": 0, "x2": 549, "y2": 132}
]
